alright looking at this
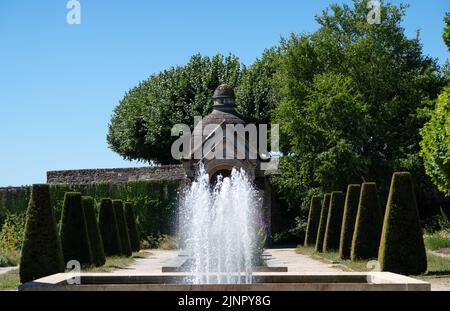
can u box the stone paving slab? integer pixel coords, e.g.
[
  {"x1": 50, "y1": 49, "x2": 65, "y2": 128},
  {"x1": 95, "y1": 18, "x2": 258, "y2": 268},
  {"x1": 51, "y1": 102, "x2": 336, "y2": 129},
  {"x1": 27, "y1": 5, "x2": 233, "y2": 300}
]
[
  {"x1": 111, "y1": 250, "x2": 179, "y2": 274},
  {"x1": 264, "y1": 248, "x2": 345, "y2": 273}
]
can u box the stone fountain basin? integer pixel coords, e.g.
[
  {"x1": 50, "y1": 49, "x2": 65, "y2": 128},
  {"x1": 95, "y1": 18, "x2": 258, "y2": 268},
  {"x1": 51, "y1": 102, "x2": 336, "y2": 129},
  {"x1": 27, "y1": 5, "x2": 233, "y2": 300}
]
[{"x1": 19, "y1": 272, "x2": 430, "y2": 291}]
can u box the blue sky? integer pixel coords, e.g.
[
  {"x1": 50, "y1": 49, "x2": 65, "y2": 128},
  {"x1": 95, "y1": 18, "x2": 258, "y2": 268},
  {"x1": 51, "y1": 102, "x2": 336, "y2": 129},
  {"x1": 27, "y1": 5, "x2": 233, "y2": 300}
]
[{"x1": 0, "y1": 0, "x2": 448, "y2": 187}]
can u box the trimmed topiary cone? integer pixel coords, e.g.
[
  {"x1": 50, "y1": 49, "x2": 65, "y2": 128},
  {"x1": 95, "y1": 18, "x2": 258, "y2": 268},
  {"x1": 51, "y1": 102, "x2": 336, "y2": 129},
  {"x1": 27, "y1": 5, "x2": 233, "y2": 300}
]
[
  {"x1": 113, "y1": 200, "x2": 132, "y2": 257},
  {"x1": 315, "y1": 193, "x2": 331, "y2": 253},
  {"x1": 20, "y1": 184, "x2": 64, "y2": 283},
  {"x1": 124, "y1": 202, "x2": 140, "y2": 252},
  {"x1": 339, "y1": 184, "x2": 361, "y2": 259},
  {"x1": 59, "y1": 192, "x2": 93, "y2": 266},
  {"x1": 304, "y1": 196, "x2": 322, "y2": 246},
  {"x1": 323, "y1": 191, "x2": 344, "y2": 252},
  {"x1": 351, "y1": 182, "x2": 383, "y2": 260},
  {"x1": 99, "y1": 198, "x2": 122, "y2": 256},
  {"x1": 82, "y1": 196, "x2": 106, "y2": 267},
  {"x1": 378, "y1": 172, "x2": 427, "y2": 275}
]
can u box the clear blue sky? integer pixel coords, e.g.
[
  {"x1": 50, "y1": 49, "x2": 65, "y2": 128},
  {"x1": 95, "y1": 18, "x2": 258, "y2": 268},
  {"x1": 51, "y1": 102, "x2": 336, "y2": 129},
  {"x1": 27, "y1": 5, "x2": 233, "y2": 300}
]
[{"x1": 0, "y1": 0, "x2": 448, "y2": 187}]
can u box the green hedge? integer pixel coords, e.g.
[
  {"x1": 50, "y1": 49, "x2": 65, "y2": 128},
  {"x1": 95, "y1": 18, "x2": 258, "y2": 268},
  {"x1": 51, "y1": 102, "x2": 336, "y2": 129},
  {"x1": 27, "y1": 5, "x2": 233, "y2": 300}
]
[
  {"x1": 59, "y1": 192, "x2": 93, "y2": 266},
  {"x1": 378, "y1": 172, "x2": 427, "y2": 275},
  {"x1": 125, "y1": 202, "x2": 140, "y2": 252},
  {"x1": 0, "y1": 179, "x2": 179, "y2": 243},
  {"x1": 339, "y1": 184, "x2": 360, "y2": 259},
  {"x1": 113, "y1": 200, "x2": 132, "y2": 257},
  {"x1": 315, "y1": 193, "x2": 331, "y2": 253},
  {"x1": 304, "y1": 196, "x2": 322, "y2": 246},
  {"x1": 99, "y1": 198, "x2": 122, "y2": 256},
  {"x1": 0, "y1": 187, "x2": 30, "y2": 227},
  {"x1": 82, "y1": 196, "x2": 106, "y2": 267},
  {"x1": 351, "y1": 182, "x2": 383, "y2": 260},
  {"x1": 20, "y1": 185, "x2": 64, "y2": 283},
  {"x1": 323, "y1": 191, "x2": 344, "y2": 252}
]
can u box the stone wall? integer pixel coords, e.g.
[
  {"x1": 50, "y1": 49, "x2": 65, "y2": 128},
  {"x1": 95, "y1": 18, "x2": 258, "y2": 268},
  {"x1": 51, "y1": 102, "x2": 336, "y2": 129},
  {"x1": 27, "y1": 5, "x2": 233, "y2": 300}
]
[{"x1": 47, "y1": 165, "x2": 186, "y2": 184}]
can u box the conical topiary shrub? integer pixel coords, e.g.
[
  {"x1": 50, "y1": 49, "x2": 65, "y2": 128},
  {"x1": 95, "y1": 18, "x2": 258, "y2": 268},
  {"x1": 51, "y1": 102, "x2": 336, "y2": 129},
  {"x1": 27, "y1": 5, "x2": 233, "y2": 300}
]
[
  {"x1": 59, "y1": 192, "x2": 93, "y2": 266},
  {"x1": 98, "y1": 198, "x2": 122, "y2": 256},
  {"x1": 20, "y1": 184, "x2": 64, "y2": 283},
  {"x1": 323, "y1": 191, "x2": 344, "y2": 252},
  {"x1": 351, "y1": 182, "x2": 383, "y2": 260},
  {"x1": 304, "y1": 196, "x2": 322, "y2": 246},
  {"x1": 124, "y1": 202, "x2": 140, "y2": 252},
  {"x1": 339, "y1": 184, "x2": 361, "y2": 259},
  {"x1": 113, "y1": 200, "x2": 132, "y2": 257},
  {"x1": 82, "y1": 196, "x2": 106, "y2": 267},
  {"x1": 378, "y1": 172, "x2": 427, "y2": 275},
  {"x1": 315, "y1": 193, "x2": 331, "y2": 253}
]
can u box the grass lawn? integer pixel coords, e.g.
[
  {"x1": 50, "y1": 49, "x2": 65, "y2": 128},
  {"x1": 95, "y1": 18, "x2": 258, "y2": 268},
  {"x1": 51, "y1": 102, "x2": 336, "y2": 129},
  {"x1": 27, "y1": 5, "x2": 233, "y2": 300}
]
[
  {"x1": 296, "y1": 245, "x2": 450, "y2": 276},
  {"x1": 424, "y1": 230, "x2": 450, "y2": 250},
  {"x1": 0, "y1": 269, "x2": 20, "y2": 291},
  {"x1": 0, "y1": 251, "x2": 149, "y2": 291}
]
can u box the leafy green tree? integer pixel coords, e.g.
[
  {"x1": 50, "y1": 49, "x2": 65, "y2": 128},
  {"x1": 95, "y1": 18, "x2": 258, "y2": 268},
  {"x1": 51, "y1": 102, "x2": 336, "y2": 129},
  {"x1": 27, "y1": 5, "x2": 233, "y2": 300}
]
[
  {"x1": 272, "y1": 0, "x2": 447, "y2": 214},
  {"x1": 420, "y1": 86, "x2": 450, "y2": 196},
  {"x1": 444, "y1": 12, "x2": 450, "y2": 51},
  {"x1": 20, "y1": 185, "x2": 64, "y2": 283},
  {"x1": 236, "y1": 48, "x2": 279, "y2": 124}
]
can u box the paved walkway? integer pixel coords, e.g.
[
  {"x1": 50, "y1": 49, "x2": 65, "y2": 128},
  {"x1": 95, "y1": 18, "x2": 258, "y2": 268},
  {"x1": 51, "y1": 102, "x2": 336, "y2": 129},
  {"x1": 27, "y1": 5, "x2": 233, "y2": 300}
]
[
  {"x1": 264, "y1": 248, "x2": 345, "y2": 273},
  {"x1": 0, "y1": 266, "x2": 17, "y2": 276},
  {"x1": 111, "y1": 248, "x2": 449, "y2": 291},
  {"x1": 113, "y1": 248, "x2": 345, "y2": 274},
  {"x1": 111, "y1": 249, "x2": 179, "y2": 274}
]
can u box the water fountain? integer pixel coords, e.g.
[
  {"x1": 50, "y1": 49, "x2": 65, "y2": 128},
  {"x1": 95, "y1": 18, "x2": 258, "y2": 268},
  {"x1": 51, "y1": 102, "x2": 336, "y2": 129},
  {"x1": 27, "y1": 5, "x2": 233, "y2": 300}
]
[{"x1": 179, "y1": 165, "x2": 257, "y2": 284}]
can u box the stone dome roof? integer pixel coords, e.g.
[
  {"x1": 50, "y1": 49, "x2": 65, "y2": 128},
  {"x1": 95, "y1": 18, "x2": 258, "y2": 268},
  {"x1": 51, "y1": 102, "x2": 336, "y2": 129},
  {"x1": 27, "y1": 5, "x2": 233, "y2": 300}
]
[
  {"x1": 213, "y1": 84, "x2": 235, "y2": 99},
  {"x1": 192, "y1": 85, "x2": 246, "y2": 141}
]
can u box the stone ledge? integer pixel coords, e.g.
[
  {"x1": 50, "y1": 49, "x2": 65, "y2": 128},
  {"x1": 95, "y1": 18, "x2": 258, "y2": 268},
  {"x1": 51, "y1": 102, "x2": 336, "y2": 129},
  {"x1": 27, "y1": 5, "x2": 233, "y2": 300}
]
[{"x1": 47, "y1": 165, "x2": 185, "y2": 184}]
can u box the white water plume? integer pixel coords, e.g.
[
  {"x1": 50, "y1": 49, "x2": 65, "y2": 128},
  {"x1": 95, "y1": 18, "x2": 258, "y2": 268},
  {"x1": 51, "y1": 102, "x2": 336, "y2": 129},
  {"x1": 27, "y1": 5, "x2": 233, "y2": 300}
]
[{"x1": 179, "y1": 165, "x2": 259, "y2": 284}]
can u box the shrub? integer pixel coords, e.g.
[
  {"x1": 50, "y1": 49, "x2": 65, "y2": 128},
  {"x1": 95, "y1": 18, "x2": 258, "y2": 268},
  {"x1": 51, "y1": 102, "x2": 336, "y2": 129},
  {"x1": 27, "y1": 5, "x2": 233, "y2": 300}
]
[
  {"x1": 339, "y1": 184, "x2": 361, "y2": 259},
  {"x1": 19, "y1": 184, "x2": 64, "y2": 283},
  {"x1": 82, "y1": 196, "x2": 106, "y2": 267},
  {"x1": 59, "y1": 192, "x2": 93, "y2": 266},
  {"x1": 420, "y1": 86, "x2": 450, "y2": 196},
  {"x1": 323, "y1": 191, "x2": 344, "y2": 252},
  {"x1": 98, "y1": 198, "x2": 122, "y2": 256},
  {"x1": 0, "y1": 249, "x2": 20, "y2": 267},
  {"x1": 304, "y1": 196, "x2": 322, "y2": 246},
  {"x1": 124, "y1": 202, "x2": 140, "y2": 252},
  {"x1": 315, "y1": 193, "x2": 331, "y2": 252},
  {"x1": 113, "y1": 200, "x2": 132, "y2": 257},
  {"x1": 378, "y1": 172, "x2": 427, "y2": 275},
  {"x1": 351, "y1": 182, "x2": 383, "y2": 260},
  {"x1": 0, "y1": 212, "x2": 25, "y2": 251},
  {"x1": 424, "y1": 231, "x2": 450, "y2": 250}
]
